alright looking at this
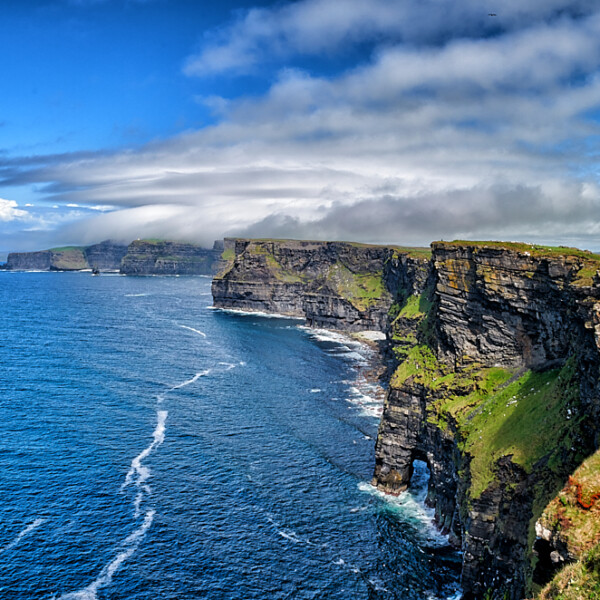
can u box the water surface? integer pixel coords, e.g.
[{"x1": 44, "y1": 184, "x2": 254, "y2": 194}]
[{"x1": 0, "y1": 273, "x2": 460, "y2": 599}]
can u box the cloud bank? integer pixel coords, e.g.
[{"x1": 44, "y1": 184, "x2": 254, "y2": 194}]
[{"x1": 2, "y1": 0, "x2": 600, "y2": 251}]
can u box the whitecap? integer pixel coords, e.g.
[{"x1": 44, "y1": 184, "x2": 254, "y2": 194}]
[
  {"x1": 122, "y1": 410, "x2": 168, "y2": 509},
  {"x1": 277, "y1": 529, "x2": 312, "y2": 545},
  {"x1": 212, "y1": 307, "x2": 302, "y2": 320},
  {"x1": 358, "y1": 462, "x2": 451, "y2": 547}
]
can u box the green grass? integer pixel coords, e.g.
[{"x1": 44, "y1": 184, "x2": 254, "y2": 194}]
[
  {"x1": 327, "y1": 263, "x2": 386, "y2": 311},
  {"x1": 390, "y1": 338, "x2": 581, "y2": 499},
  {"x1": 221, "y1": 248, "x2": 235, "y2": 261},
  {"x1": 436, "y1": 240, "x2": 600, "y2": 263},
  {"x1": 389, "y1": 246, "x2": 432, "y2": 260},
  {"x1": 49, "y1": 246, "x2": 83, "y2": 252},
  {"x1": 452, "y1": 359, "x2": 579, "y2": 498},
  {"x1": 395, "y1": 291, "x2": 433, "y2": 319},
  {"x1": 390, "y1": 344, "x2": 444, "y2": 388},
  {"x1": 535, "y1": 544, "x2": 600, "y2": 599},
  {"x1": 49, "y1": 247, "x2": 88, "y2": 270}
]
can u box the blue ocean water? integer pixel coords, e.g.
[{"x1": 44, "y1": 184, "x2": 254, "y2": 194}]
[{"x1": 0, "y1": 273, "x2": 461, "y2": 600}]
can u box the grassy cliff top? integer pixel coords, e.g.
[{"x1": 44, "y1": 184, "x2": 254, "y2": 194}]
[
  {"x1": 232, "y1": 238, "x2": 431, "y2": 259},
  {"x1": 48, "y1": 246, "x2": 84, "y2": 252},
  {"x1": 434, "y1": 240, "x2": 600, "y2": 262}
]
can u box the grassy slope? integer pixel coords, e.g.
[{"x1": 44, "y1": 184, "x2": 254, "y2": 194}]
[{"x1": 533, "y1": 449, "x2": 600, "y2": 599}]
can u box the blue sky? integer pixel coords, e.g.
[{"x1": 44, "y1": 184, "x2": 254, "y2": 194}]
[{"x1": 1, "y1": 0, "x2": 600, "y2": 256}]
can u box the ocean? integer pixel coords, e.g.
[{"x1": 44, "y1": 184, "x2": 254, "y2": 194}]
[{"x1": 0, "y1": 272, "x2": 461, "y2": 599}]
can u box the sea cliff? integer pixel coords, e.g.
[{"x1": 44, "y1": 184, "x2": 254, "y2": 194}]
[
  {"x1": 212, "y1": 238, "x2": 430, "y2": 331},
  {"x1": 211, "y1": 238, "x2": 600, "y2": 600},
  {"x1": 3, "y1": 241, "x2": 127, "y2": 271},
  {"x1": 120, "y1": 239, "x2": 221, "y2": 275},
  {"x1": 2, "y1": 239, "x2": 223, "y2": 274}
]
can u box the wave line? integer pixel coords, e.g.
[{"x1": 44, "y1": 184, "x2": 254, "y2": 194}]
[
  {"x1": 171, "y1": 369, "x2": 210, "y2": 390},
  {"x1": 0, "y1": 518, "x2": 45, "y2": 554},
  {"x1": 54, "y1": 510, "x2": 155, "y2": 600},
  {"x1": 179, "y1": 325, "x2": 207, "y2": 338},
  {"x1": 121, "y1": 410, "x2": 167, "y2": 515}
]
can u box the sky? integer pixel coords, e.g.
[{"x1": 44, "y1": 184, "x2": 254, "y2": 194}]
[{"x1": 1, "y1": 0, "x2": 600, "y2": 256}]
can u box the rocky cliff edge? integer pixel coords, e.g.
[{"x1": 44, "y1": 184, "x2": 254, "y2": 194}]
[{"x1": 212, "y1": 238, "x2": 600, "y2": 600}]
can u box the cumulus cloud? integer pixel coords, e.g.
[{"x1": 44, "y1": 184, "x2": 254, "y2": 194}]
[{"x1": 0, "y1": 198, "x2": 29, "y2": 222}]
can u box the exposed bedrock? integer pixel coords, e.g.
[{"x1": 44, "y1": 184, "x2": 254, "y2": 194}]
[
  {"x1": 372, "y1": 242, "x2": 600, "y2": 599},
  {"x1": 210, "y1": 238, "x2": 600, "y2": 599},
  {"x1": 211, "y1": 238, "x2": 431, "y2": 331},
  {"x1": 120, "y1": 239, "x2": 221, "y2": 275},
  {"x1": 4, "y1": 241, "x2": 127, "y2": 271}
]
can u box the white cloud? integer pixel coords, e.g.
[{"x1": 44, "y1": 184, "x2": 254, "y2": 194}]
[
  {"x1": 3, "y1": 1, "x2": 600, "y2": 251},
  {"x1": 183, "y1": 0, "x2": 599, "y2": 76},
  {"x1": 0, "y1": 198, "x2": 29, "y2": 222}
]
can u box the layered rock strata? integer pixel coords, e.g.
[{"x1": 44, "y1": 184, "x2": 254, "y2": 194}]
[
  {"x1": 211, "y1": 238, "x2": 430, "y2": 331},
  {"x1": 4, "y1": 242, "x2": 127, "y2": 271},
  {"x1": 373, "y1": 242, "x2": 600, "y2": 599},
  {"x1": 120, "y1": 240, "x2": 221, "y2": 275},
  {"x1": 212, "y1": 238, "x2": 600, "y2": 600}
]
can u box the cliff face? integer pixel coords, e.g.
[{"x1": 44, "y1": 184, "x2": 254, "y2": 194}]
[
  {"x1": 373, "y1": 242, "x2": 600, "y2": 599},
  {"x1": 211, "y1": 238, "x2": 600, "y2": 600},
  {"x1": 84, "y1": 241, "x2": 128, "y2": 271},
  {"x1": 4, "y1": 242, "x2": 127, "y2": 271},
  {"x1": 120, "y1": 240, "x2": 220, "y2": 275},
  {"x1": 211, "y1": 239, "x2": 431, "y2": 331}
]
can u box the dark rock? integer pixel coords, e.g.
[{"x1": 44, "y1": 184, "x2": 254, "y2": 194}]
[
  {"x1": 120, "y1": 240, "x2": 221, "y2": 275},
  {"x1": 4, "y1": 241, "x2": 128, "y2": 271},
  {"x1": 211, "y1": 239, "x2": 431, "y2": 331}
]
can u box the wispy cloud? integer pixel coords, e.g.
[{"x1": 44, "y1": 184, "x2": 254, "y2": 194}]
[{"x1": 183, "y1": 0, "x2": 599, "y2": 76}]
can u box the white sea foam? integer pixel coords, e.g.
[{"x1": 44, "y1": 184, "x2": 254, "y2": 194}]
[
  {"x1": 122, "y1": 410, "x2": 168, "y2": 501},
  {"x1": 124, "y1": 293, "x2": 148, "y2": 297},
  {"x1": 55, "y1": 510, "x2": 155, "y2": 600},
  {"x1": 0, "y1": 518, "x2": 45, "y2": 554},
  {"x1": 211, "y1": 307, "x2": 302, "y2": 320},
  {"x1": 277, "y1": 529, "x2": 313, "y2": 545},
  {"x1": 300, "y1": 327, "x2": 373, "y2": 365},
  {"x1": 179, "y1": 325, "x2": 207, "y2": 338},
  {"x1": 345, "y1": 383, "x2": 384, "y2": 418},
  {"x1": 172, "y1": 370, "x2": 210, "y2": 390},
  {"x1": 357, "y1": 462, "x2": 450, "y2": 547}
]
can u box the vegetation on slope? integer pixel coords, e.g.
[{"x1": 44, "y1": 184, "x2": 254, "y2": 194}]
[
  {"x1": 391, "y1": 340, "x2": 582, "y2": 499},
  {"x1": 327, "y1": 262, "x2": 386, "y2": 311},
  {"x1": 533, "y1": 449, "x2": 600, "y2": 599},
  {"x1": 388, "y1": 281, "x2": 583, "y2": 502},
  {"x1": 221, "y1": 247, "x2": 235, "y2": 262}
]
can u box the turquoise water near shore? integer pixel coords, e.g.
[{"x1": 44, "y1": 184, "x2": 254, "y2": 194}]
[{"x1": 0, "y1": 273, "x2": 461, "y2": 599}]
